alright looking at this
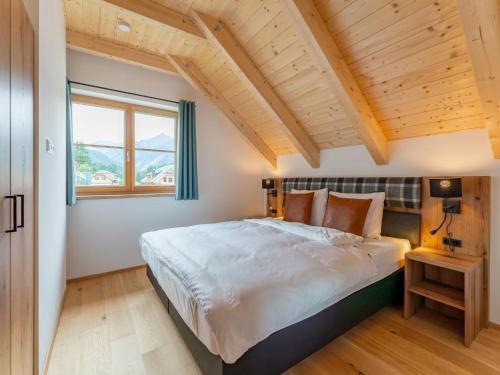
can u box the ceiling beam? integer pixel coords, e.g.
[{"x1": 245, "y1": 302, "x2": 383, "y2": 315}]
[
  {"x1": 102, "y1": 0, "x2": 205, "y2": 40},
  {"x1": 456, "y1": 0, "x2": 500, "y2": 158},
  {"x1": 191, "y1": 10, "x2": 320, "y2": 168},
  {"x1": 170, "y1": 55, "x2": 277, "y2": 169},
  {"x1": 279, "y1": 0, "x2": 388, "y2": 165},
  {"x1": 66, "y1": 30, "x2": 178, "y2": 75}
]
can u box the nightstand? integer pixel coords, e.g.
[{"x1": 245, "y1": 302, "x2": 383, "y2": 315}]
[{"x1": 404, "y1": 247, "x2": 483, "y2": 347}]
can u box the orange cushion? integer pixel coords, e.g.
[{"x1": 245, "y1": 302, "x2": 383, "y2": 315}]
[
  {"x1": 322, "y1": 195, "x2": 372, "y2": 236},
  {"x1": 283, "y1": 192, "x2": 315, "y2": 225}
]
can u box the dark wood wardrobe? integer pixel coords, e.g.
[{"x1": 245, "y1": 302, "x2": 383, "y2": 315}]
[{"x1": 0, "y1": 0, "x2": 35, "y2": 374}]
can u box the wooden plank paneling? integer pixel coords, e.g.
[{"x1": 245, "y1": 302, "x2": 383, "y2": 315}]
[
  {"x1": 368, "y1": 70, "x2": 477, "y2": 110},
  {"x1": 456, "y1": 0, "x2": 500, "y2": 158},
  {"x1": 342, "y1": 0, "x2": 457, "y2": 63},
  {"x1": 421, "y1": 176, "x2": 490, "y2": 327},
  {"x1": 280, "y1": 0, "x2": 388, "y2": 164},
  {"x1": 64, "y1": 0, "x2": 85, "y2": 33},
  {"x1": 335, "y1": 0, "x2": 443, "y2": 50},
  {"x1": 384, "y1": 115, "x2": 484, "y2": 140},
  {"x1": 372, "y1": 87, "x2": 480, "y2": 121},
  {"x1": 192, "y1": 10, "x2": 320, "y2": 167},
  {"x1": 245, "y1": 13, "x2": 295, "y2": 66},
  {"x1": 360, "y1": 54, "x2": 472, "y2": 98},
  {"x1": 170, "y1": 55, "x2": 277, "y2": 169},
  {"x1": 98, "y1": 2, "x2": 118, "y2": 40},
  {"x1": 324, "y1": 0, "x2": 393, "y2": 37},
  {"x1": 349, "y1": 14, "x2": 465, "y2": 77},
  {"x1": 379, "y1": 101, "x2": 483, "y2": 130},
  {"x1": 235, "y1": 0, "x2": 282, "y2": 45},
  {"x1": 82, "y1": 0, "x2": 101, "y2": 36}
]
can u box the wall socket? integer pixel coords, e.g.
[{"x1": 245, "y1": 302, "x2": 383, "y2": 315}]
[{"x1": 443, "y1": 237, "x2": 462, "y2": 248}]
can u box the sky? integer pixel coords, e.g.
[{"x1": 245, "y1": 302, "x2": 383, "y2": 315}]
[
  {"x1": 73, "y1": 103, "x2": 175, "y2": 145},
  {"x1": 135, "y1": 112, "x2": 175, "y2": 143}
]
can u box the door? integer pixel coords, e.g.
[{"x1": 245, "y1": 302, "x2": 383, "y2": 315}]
[
  {"x1": 0, "y1": 0, "x2": 12, "y2": 373},
  {"x1": 10, "y1": 0, "x2": 35, "y2": 374}
]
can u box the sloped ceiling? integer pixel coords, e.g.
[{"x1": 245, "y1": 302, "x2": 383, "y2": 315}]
[{"x1": 63, "y1": 0, "x2": 491, "y2": 167}]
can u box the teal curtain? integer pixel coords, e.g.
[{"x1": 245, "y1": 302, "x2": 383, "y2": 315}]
[
  {"x1": 66, "y1": 80, "x2": 76, "y2": 206},
  {"x1": 176, "y1": 100, "x2": 198, "y2": 200}
]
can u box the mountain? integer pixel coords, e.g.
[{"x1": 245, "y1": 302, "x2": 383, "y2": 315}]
[
  {"x1": 135, "y1": 150, "x2": 174, "y2": 171},
  {"x1": 87, "y1": 132, "x2": 175, "y2": 172},
  {"x1": 87, "y1": 147, "x2": 122, "y2": 166},
  {"x1": 136, "y1": 133, "x2": 175, "y2": 151}
]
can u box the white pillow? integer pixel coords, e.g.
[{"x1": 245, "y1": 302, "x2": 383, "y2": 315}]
[
  {"x1": 291, "y1": 188, "x2": 328, "y2": 227},
  {"x1": 329, "y1": 191, "x2": 385, "y2": 239}
]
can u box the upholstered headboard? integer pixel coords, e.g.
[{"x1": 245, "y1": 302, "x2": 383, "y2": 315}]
[
  {"x1": 276, "y1": 177, "x2": 422, "y2": 247},
  {"x1": 281, "y1": 177, "x2": 422, "y2": 209}
]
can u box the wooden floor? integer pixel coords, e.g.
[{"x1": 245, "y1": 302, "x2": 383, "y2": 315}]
[{"x1": 47, "y1": 267, "x2": 500, "y2": 375}]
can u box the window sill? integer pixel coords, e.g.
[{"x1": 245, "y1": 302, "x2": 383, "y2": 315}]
[{"x1": 76, "y1": 192, "x2": 175, "y2": 200}]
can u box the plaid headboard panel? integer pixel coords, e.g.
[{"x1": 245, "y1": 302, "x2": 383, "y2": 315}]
[{"x1": 281, "y1": 177, "x2": 422, "y2": 209}]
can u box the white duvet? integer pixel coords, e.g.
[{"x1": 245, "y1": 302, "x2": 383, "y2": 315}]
[{"x1": 140, "y1": 219, "x2": 377, "y2": 363}]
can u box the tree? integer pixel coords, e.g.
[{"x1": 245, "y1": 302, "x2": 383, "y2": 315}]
[{"x1": 75, "y1": 143, "x2": 91, "y2": 168}]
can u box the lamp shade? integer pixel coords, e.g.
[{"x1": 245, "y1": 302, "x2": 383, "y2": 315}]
[
  {"x1": 262, "y1": 178, "x2": 275, "y2": 189},
  {"x1": 429, "y1": 178, "x2": 462, "y2": 198}
]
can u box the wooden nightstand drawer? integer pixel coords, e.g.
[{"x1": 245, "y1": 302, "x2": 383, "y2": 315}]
[{"x1": 404, "y1": 247, "x2": 482, "y2": 347}]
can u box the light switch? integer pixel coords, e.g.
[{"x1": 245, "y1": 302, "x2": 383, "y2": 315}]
[{"x1": 45, "y1": 138, "x2": 55, "y2": 154}]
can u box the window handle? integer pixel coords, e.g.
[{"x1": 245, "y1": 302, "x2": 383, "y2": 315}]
[{"x1": 126, "y1": 150, "x2": 131, "y2": 162}]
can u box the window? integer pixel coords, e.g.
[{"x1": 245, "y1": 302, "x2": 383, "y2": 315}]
[{"x1": 72, "y1": 95, "x2": 177, "y2": 196}]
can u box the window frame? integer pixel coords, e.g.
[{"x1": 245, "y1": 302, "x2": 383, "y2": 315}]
[{"x1": 72, "y1": 94, "x2": 178, "y2": 197}]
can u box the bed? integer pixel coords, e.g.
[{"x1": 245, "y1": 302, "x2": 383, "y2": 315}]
[{"x1": 141, "y1": 177, "x2": 422, "y2": 375}]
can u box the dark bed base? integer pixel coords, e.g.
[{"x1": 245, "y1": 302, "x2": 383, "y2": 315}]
[{"x1": 147, "y1": 266, "x2": 404, "y2": 375}]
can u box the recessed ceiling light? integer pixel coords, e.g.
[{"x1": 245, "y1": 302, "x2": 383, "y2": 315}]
[{"x1": 118, "y1": 20, "x2": 130, "y2": 33}]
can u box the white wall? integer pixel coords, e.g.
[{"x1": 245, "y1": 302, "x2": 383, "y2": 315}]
[
  {"x1": 274, "y1": 129, "x2": 500, "y2": 324},
  {"x1": 66, "y1": 50, "x2": 270, "y2": 279},
  {"x1": 37, "y1": 0, "x2": 67, "y2": 373}
]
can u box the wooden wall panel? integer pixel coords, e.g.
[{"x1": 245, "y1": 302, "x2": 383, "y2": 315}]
[
  {"x1": 421, "y1": 177, "x2": 490, "y2": 256},
  {"x1": 421, "y1": 176, "x2": 490, "y2": 326}
]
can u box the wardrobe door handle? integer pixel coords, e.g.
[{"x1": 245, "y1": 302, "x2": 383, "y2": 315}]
[
  {"x1": 16, "y1": 194, "x2": 24, "y2": 228},
  {"x1": 5, "y1": 195, "x2": 17, "y2": 233}
]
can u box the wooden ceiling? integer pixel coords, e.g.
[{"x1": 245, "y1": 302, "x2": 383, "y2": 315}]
[{"x1": 63, "y1": 0, "x2": 500, "y2": 168}]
